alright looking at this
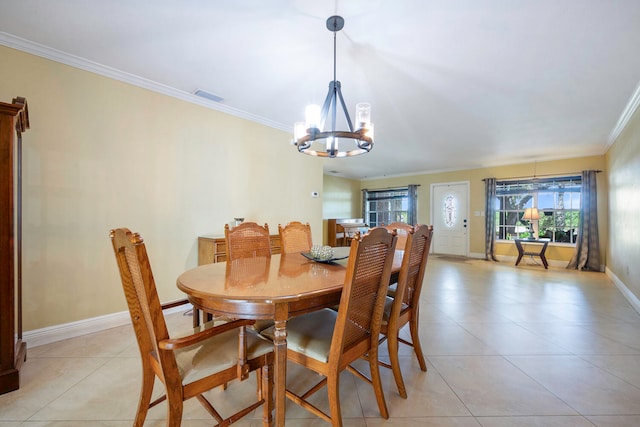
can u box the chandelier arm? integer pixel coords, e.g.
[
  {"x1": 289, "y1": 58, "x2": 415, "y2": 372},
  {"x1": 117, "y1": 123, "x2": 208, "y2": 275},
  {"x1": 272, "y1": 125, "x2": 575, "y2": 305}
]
[
  {"x1": 319, "y1": 81, "x2": 336, "y2": 132},
  {"x1": 331, "y1": 83, "x2": 338, "y2": 133},
  {"x1": 335, "y1": 82, "x2": 354, "y2": 132}
]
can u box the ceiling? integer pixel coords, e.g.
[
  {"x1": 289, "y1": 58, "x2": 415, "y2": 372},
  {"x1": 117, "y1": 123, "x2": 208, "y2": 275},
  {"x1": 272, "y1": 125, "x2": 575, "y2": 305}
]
[{"x1": 2, "y1": 0, "x2": 640, "y2": 179}]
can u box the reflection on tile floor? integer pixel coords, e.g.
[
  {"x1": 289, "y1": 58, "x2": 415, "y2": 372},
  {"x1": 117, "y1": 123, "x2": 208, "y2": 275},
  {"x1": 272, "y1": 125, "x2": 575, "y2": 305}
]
[{"x1": 2, "y1": 257, "x2": 640, "y2": 426}]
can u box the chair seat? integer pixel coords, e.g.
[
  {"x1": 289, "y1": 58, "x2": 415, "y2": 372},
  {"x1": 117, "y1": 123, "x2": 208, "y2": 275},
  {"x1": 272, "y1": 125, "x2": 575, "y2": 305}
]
[
  {"x1": 387, "y1": 282, "x2": 398, "y2": 298},
  {"x1": 261, "y1": 308, "x2": 337, "y2": 363},
  {"x1": 381, "y1": 296, "x2": 409, "y2": 326},
  {"x1": 177, "y1": 322, "x2": 273, "y2": 384}
]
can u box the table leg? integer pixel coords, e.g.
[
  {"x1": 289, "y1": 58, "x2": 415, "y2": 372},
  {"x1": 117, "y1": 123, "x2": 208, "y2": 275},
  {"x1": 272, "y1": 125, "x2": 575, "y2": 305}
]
[
  {"x1": 515, "y1": 240, "x2": 524, "y2": 266},
  {"x1": 273, "y1": 313, "x2": 288, "y2": 426},
  {"x1": 539, "y1": 243, "x2": 549, "y2": 269}
]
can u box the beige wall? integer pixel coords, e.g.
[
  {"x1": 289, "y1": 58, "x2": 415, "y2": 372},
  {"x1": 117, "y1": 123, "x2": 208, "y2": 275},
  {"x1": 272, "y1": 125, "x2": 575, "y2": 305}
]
[
  {"x1": 1, "y1": 46, "x2": 324, "y2": 331},
  {"x1": 324, "y1": 156, "x2": 608, "y2": 264},
  {"x1": 606, "y1": 104, "x2": 640, "y2": 303}
]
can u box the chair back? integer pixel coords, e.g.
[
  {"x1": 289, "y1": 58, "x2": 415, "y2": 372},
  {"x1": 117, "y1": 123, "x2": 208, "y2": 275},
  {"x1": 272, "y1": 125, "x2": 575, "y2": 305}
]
[
  {"x1": 224, "y1": 222, "x2": 271, "y2": 261},
  {"x1": 278, "y1": 221, "x2": 312, "y2": 253},
  {"x1": 109, "y1": 228, "x2": 176, "y2": 374},
  {"x1": 382, "y1": 222, "x2": 414, "y2": 253},
  {"x1": 395, "y1": 224, "x2": 433, "y2": 311},
  {"x1": 331, "y1": 227, "x2": 397, "y2": 365}
]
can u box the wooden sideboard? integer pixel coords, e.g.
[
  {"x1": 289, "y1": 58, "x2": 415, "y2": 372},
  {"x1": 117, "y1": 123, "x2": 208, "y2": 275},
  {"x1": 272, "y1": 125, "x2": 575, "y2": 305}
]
[
  {"x1": 198, "y1": 234, "x2": 281, "y2": 265},
  {"x1": 326, "y1": 218, "x2": 368, "y2": 247},
  {"x1": 1, "y1": 97, "x2": 29, "y2": 395}
]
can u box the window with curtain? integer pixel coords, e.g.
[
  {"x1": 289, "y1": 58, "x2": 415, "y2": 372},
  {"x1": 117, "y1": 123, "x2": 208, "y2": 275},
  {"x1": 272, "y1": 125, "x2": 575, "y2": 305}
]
[
  {"x1": 362, "y1": 186, "x2": 418, "y2": 226},
  {"x1": 495, "y1": 176, "x2": 581, "y2": 243}
]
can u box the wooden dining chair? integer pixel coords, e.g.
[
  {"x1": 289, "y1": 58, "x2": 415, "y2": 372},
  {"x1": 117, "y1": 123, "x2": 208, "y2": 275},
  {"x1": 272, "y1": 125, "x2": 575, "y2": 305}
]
[
  {"x1": 109, "y1": 228, "x2": 274, "y2": 427},
  {"x1": 379, "y1": 224, "x2": 433, "y2": 399},
  {"x1": 278, "y1": 221, "x2": 312, "y2": 253},
  {"x1": 261, "y1": 227, "x2": 397, "y2": 426},
  {"x1": 382, "y1": 222, "x2": 413, "y2": 255},
  {"x1": 225, "y1": 221, "x2": 273, "y2": 331},
  {"x1": 224, "y1": 222, "x2": 271, "y2": 260}
]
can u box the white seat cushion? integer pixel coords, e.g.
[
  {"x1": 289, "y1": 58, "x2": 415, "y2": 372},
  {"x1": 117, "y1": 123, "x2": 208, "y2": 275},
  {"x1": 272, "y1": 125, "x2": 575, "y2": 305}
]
[
  {"x1": 174, "y1": 322, "x2": 273, "y2": 384},
  {"x1": 381, "y1": 296, "x2": 409, "y2": 326},
  {"x1": 261, "y1": 308, "x2": 337, "y2": 363}
]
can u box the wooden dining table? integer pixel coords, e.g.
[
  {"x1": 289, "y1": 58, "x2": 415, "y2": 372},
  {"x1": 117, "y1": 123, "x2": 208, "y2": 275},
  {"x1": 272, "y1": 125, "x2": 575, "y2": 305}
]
[{"x1": 176, "y1": 247, "x2": 404, "y2": 426}]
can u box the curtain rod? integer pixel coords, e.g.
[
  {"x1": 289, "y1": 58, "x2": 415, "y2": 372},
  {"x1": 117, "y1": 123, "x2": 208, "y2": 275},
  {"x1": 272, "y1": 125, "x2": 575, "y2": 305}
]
[
  {"x1": 362, "y1": 184, "x2": 420, "y2": 191},
  {"x1": 482, "y1": 170, "x2": 601, "y2": 181}
]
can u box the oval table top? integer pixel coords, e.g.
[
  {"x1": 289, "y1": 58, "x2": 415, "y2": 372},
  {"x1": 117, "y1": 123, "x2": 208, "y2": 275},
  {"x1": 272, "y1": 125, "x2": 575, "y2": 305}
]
[{"x1": 176, "y1": 249, "x2": 404, "y2": 318}]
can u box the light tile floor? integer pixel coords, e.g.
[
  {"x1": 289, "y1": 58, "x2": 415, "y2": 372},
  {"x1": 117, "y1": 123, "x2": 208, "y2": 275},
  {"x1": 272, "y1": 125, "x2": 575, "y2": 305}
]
[{"x1": 2, "y1": 256, "x2": 640, "y2": 426}]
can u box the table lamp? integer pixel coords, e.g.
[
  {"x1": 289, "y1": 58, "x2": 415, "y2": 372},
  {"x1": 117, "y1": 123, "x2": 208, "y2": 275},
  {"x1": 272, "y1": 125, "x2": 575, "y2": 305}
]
[{"x1": 522, "y1": 208, "x2": 540, "y2": 238}]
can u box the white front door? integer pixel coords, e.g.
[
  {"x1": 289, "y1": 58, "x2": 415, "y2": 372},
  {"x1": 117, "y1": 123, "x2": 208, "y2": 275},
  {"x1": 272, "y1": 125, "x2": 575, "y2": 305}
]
[{"x1": 431, "y1": 182, "x2": 469, "y2": 256}]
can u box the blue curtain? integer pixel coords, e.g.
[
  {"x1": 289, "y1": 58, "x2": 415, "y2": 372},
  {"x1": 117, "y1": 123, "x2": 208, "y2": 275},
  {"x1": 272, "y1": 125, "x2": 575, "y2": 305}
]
[
  {"x1": 407, "y1": 184, "x2": 418, "y2": 225},
  {"x1": 484, "y1": 178, "x2": 498, "y2": 261},
  {"x1": 567, "y1": 170, "x2": 601, "y2": 271}
]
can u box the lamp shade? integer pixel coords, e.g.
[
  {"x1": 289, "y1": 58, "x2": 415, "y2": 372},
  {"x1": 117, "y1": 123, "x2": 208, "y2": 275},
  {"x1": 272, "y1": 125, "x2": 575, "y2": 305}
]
[{"x1": 522, "y1": 208, "x2": 540, "y2": 221}]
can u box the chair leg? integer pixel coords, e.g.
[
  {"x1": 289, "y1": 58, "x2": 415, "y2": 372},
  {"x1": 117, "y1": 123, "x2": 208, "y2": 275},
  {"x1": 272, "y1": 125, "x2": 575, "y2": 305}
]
[
  {"x1": 409, "y1": 316, "x2": 427, "y2": 372},
  {"x1": 133, "y1": 368, "x2": 155, "y2": 427},
  {"x1": 327, "y1": 374, "x2": 343, "y2": 427},
  {"x1": 387, "y1": 327, "x2": 408, "y2": 399},
  {"x1": 256, "y1": 366, "x2": 263, "y2": 398},
  {"x1": 192, "y1": 307, "x2": 201, "y2": 327},
  {"x1": 368, "y1": 350, "x2": 389, "y2": 419},
  {"x1": 261, "y1": 364, "x2": 274, "y2": 426},
  {"x1": 165, "y1": 394, "x2": 183, "y2": 427}
]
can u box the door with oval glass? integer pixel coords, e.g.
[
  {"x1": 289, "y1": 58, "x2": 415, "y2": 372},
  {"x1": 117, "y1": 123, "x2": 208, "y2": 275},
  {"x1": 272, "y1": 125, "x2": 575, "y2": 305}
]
[{"x1": 431, "y1": 182, "x2": 469, "y2": 256}]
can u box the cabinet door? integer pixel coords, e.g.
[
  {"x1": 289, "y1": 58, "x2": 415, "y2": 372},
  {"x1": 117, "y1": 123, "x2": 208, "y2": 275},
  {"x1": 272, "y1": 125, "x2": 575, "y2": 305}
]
[{"x1": 0, "y1": 99, "x2": 28, "y2": 395}]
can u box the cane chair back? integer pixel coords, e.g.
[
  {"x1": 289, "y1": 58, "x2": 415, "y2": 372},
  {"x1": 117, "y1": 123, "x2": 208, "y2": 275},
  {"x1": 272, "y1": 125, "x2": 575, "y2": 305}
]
[
  {"x1": 380, "y1": 224, "x2": 433, "y2": 398},
  {"x1": 381, "y1": 222, "x2": 413, "y2": 254},
  {"x1": 261, "y1": 227, "x2": 397, "y2": 425},
  {"x1": 224, "y1": 222, "x2": 274, "y2": 332},
  {"x1": 278, "y1": 221, "x2": 312, "y2": 254},
  {"x1": 224, "y1": 222, "x2": 271, "y2": 261},
  {"x1": 109, "y1": 228, "x2": 274, "y2": 426},
  {"x1": 381, "y1": 222, "x2": 414, "y2": 298}
]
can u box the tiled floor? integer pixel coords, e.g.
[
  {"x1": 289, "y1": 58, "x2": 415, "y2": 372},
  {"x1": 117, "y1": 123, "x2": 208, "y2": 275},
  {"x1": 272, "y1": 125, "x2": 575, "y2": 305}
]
[{"x1": 2, "y1": 256, "x2": 640, "y2": 426}]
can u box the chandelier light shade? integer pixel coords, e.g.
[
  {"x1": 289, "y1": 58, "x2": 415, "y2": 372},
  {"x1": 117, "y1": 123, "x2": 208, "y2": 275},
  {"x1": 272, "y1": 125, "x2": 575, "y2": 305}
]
[{"x1": 293, "y1": 15, "x2": 374, "y2": 158}]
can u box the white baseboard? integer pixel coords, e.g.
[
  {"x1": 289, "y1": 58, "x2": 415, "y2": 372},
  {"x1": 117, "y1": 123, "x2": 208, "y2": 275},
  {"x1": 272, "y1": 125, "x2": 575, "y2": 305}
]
[
  {"x1": 606, "y1": 267, "x2": 640, "y2": 314},
  {"x1": 23, "y1": 302, "x2": 192, "y2": 348}
]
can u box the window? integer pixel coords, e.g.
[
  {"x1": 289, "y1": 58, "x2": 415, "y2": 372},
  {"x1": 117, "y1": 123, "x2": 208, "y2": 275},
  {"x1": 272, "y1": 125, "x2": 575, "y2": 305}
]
[
  {"x1": 495, "y1": 176, "x2": 581, "y2": 243},
  {"x1": 363, "y1": 188, "x2": 410, "y2": 227}
]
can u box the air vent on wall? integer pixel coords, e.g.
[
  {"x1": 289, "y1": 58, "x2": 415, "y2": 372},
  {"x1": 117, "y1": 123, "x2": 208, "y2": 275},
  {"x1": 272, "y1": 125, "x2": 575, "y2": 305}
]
[{"x1": 193, "y1": 89, "x2": 224, "y2": 102}]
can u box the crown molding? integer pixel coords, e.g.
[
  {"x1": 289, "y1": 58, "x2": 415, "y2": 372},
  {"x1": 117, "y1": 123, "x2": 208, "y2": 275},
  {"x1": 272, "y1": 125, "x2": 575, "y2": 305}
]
[
  {"x1": 0, "y1": 32, "x2": 290, "y2": 133},
  {"x1": 608, "y1": 81, "x2": 640, "y2": 147}
]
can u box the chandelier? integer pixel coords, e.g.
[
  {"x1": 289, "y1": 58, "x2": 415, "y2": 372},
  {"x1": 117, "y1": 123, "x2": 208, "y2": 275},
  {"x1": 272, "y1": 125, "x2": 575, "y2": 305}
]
[{"x1": 293, "y1": 15, "x2": 374, "y2": 158}]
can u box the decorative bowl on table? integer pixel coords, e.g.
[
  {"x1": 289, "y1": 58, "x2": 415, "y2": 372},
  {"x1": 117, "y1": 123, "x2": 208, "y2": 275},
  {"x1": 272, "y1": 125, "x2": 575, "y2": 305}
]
[{"x1": 302, "y1": 245, "x2": 350, "y2": 263}]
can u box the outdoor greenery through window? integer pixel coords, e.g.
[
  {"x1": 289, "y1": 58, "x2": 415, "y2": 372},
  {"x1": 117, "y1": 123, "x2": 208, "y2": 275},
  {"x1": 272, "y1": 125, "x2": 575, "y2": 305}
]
[
  {"x1": 364, "y1": 188, "x2": 409, "y2": 227},
  {"x1": 495, "y1": 176, "x2": 581, "y2": 243}
]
